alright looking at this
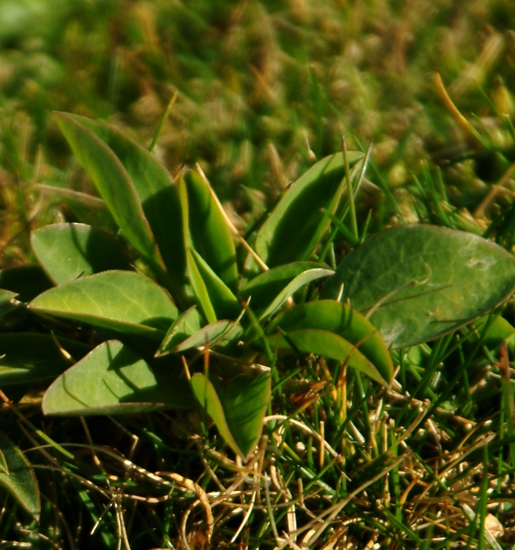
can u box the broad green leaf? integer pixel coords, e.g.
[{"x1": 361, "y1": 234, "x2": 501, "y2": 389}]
[
  {"x1": 189, "y1": 248, "x2": 241, "y2": 321},
  {"x1": 191, "y1": 371, "x2": 271, "y2": 459},
  {"x1": 53, "y1": 113, "x2": 165, "y2": 281},
  {"x1": 60, "y1": 114, "x2": 188, "y2": 301},
  {"x1": 0, "y1": 333, "x2": 91, "y2": 386},
  {"x1": 43, "y1": 340, "x2": 193, "y2": 415},
  {"x1": 30, "y1": 271, "x2": 178, "y2": 339},
  {"x1": 259, "y1": 268, "x2": 334, "y2": 320},
  {"x1": 239, "y1": 261, "x2": 329, "y2": 311},
  {"x1": 253, "y1": 151, "x2": 363, "y2": 268},
  {"x1": 32, "y1": 223, "x2": 132, "y2": 285},
  {"x1": 0, "y1": 264, "x2": 54, "y2": 302},
  {"x1": 322, "y1": 225, "x2": 515, "y2": 349},
  {"x1": 0, "y1": 433, "x2": 40, "y2": 520},
  {"x1": 0, "y1": 290, "x2": 17, "y2": 318},
  {"x1": 266, "y1": 329, "x2": 389, "y2": 385},
  {"x1": 157, "y1": 306, "x2": 203, "y2": 355},
  {"x1": 184, "y1": 171, "x2": 238, "y2": 292},
  {"x1": 170, "y1": 320, "x2": 243, "y2": 353},
  {"x1": 266, "y1": 301, "x2": 393, "y2": 384}
]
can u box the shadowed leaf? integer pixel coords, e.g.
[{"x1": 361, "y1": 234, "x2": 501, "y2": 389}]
[
  {"x1": 43, "y1": 340, "x2": 192, "y2": 415},
  {"x1": 322, "y1": 225, "x2": 515, "y2": 348},
  {"x1": 0, "y1": 333, "x2": 91, "y2": 386},
  {"x1": 32, "y1": 223, "x2": 132, "y2": 285},
  {"x1": 0, "y1": 265, "x2": 54, "y2": 302},
  {"x1": 191, "y1": 371, "x2": 271, "y2": 459},
  {"x1": 0, "y1": 433, "x2": 40, "y2": 520}
]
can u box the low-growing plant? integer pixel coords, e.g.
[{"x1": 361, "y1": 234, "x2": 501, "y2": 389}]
[{"x1": 2, "y1": 112, "x2": 515, "y2": 541}]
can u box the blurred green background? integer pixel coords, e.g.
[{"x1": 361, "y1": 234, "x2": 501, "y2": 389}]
[{"x1": 1, "y1": 0, "x2": 515, "y2": 264}]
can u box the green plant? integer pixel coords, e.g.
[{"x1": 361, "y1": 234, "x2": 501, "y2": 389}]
[{"x1": 2, "y1": 112, "x2": 515, "y2": 540}]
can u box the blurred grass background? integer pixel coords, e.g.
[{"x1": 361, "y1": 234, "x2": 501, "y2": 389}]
[{"x1": 2, "y1": 0, "x2": 515, "y2": 267}]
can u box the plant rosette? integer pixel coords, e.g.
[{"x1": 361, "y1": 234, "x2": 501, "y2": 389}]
[{"x1": 1, "y1": 114, "x2": 514, "y2": 499}]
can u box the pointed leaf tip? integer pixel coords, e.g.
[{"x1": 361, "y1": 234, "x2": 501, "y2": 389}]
[{"x1": 191, "y1": 372, "x2": 271, "y2": 459}]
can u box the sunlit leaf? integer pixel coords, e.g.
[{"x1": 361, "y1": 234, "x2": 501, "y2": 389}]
[
  {"x1": 0, "y1": 449, "x2": 7, "y2": 474},
  {"x1": 53, "y1": 113, "x2": 165, "y2": 283},
  {"x1": 30, "y1": 270, "x2": 178, "y2": 339},
  {"x1": 253, "y1": 151, "x2": 363, "y2": 268},
  {"x1": 60, "y1": 114, "x2": 188, "y2": 301},
  {"x1": 322, "y1": 225, "x2": 515, "y2": 348},
  {"x1": 184, "y1": 170, "x2": 238, "y2": 291},
  {"x1": 32, "y1": 223, "x2": 132, "y2": 285},
  {"x1": 170, "y1": 320, "x2": 243, "y2": 353},
  {"x1": 239, "y1": 261, "x2": 329, "y2": 311},
  {"x1": 467, "y1": 315, "x2": 515, "y2": 355},
  {"x1": 0, "y1": 290, "x2": 17, "y2": 318},
  {"x1": 43, "y1": 340, "x2": 192, "y2": 415},
  {"x1": 259, "y1": 268, "x2": 334, "y2": 320},
  {"x1": 180, "y1": 176, "x2": 240, "y2": 322},
  {"x1": 267, "y1": 300, "x2": 393, "y2": 383},
  {"x1": 186, "y1": 248, "x2": 217, "y2": 324},
  {"x1": 0, "y1": 433, "x2": 40, "y2": 520},
  {"x1": 267, "y1": 329, "x2": 389, "y2": 385},
  {"x1": 157, "y1": 306, "x2": 203, "y2": 355},
  {"x1": 188, "y1": 248, "x2": 241, "y2": 321}
]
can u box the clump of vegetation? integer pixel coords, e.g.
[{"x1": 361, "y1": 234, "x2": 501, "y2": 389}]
[
  {"x1": 1, "y1": 0, "x2": 515, "y2": 548},
  {"x1": 0, "y1": 112, "x2": 515, "y2": 548}
]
